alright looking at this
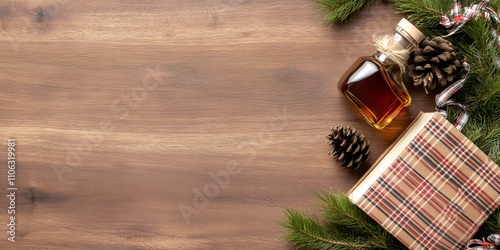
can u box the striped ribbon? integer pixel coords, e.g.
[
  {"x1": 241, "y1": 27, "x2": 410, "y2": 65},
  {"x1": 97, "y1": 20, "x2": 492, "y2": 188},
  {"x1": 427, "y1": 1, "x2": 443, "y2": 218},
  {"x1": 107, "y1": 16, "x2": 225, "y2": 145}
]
[
  {"x1": 440, "y1": 0, "x2": 500, "y2": 48},
  {"x1": 466, "y1": 234, "x2": 500, "y2": 250},
  {"x1": 435, "y1": 61, "x2": 470, "y2": 131},
  {"x1": 435, "y1": 0, "x2": 500, "y2": 130}
]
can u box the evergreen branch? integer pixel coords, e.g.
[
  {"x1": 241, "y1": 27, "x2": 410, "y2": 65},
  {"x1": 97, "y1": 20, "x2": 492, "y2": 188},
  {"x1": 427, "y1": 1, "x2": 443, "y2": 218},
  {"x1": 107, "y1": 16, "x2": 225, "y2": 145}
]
[
  {"x1": 318, "y1": 192, "x2": 382, "y2": 240},
  {"x1": 391, "y1": 0, "x2": 446, "y2": 16},
  {"x1": 462, "y1": 116, "x2": 500, "y2": 164},
  {"x1": 318, "y1": 192, "x2": 405, "y2": 249},
  {"x1": 314, "y1": 0, "x2": 373, "y2": 23},
  {"x1": 497, "y1": 211, "x2": 500, "y2": 232},
  {"x1": 488, "y1": 141, "x2": 500, "y2": 165},
  {"x1": 281, "y1": 209, "x2": 378, "y2": 249},
  {"x1": 391, "y1": 0, "x2": 450, "y2": 33},
  {"x1": 282, "y1": 194, "x2": 500, "y2": 250},
  {"x1": 450, "y1": 20, "x2": 500, "y2": 165},
  {"x1": 474, "y1": 208, "x2": 500, "y2": 238}
]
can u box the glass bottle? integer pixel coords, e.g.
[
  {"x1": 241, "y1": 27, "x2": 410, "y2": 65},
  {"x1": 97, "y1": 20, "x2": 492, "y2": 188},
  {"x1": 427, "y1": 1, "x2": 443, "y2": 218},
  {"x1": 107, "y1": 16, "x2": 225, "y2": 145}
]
[{"x1": 338, "y1": 18, "x2": 424, "y2": 129}]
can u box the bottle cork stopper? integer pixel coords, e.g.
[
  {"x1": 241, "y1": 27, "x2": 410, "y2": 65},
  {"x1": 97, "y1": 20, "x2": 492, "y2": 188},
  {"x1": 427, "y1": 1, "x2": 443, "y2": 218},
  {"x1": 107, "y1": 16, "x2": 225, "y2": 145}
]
[{"x1": 397, "y1": 18, "x2": 425, "y2": 43}]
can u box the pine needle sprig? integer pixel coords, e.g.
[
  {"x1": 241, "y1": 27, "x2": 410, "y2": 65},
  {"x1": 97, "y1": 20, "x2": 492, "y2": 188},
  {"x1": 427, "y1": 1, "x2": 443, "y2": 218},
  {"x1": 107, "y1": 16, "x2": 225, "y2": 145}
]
[
  {"x1": 318, "y1": 192, "x2": 382, "y2": 240},
  {"x1": 391, "y1": 0, "x2": 449, "y2": 30},
  {"x1": 438, "y1": 19, "x2": 500, "y2": 165},
  {"x1": 461, "y1": 113, "x2": 500, "y2": 164},
  {"x1": 281, "y1": 209, "x2": 379, "y2": 249},
  {"x1": 314, "y1": 0, "x2": 373, "y2": 23},
  {"x1": 282, "y1": 194, "x2": 500, "y2": 249},
  {"x1": 318, "y1": 192, "x2": 407, "y2": 249},
  {"x1": 459, "y1": 19, "x2": 499, "y2": 72},
  {"x1": 473, "y1": 208, "x2": 500, "y2": 239},
  {"x1": 282, "y1": 193, "x2": 406, "y2": 249}
]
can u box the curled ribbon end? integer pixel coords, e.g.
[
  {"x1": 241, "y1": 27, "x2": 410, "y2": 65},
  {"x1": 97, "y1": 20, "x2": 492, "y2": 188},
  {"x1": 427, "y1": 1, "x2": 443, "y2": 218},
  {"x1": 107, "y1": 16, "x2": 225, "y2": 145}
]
[
  {"x1": 435, "y1": 57, "x2": 470, "y2": 131},
  {"x1": 466, "y1": 234, "x2": 500, "y2": 249}
]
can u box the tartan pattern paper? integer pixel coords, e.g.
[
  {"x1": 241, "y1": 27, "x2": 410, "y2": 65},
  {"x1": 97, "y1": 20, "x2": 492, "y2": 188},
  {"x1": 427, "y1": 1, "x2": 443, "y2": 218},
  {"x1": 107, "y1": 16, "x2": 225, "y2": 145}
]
[{"x1": 354, "y1": 113, "x2": 500, "y2": 249}]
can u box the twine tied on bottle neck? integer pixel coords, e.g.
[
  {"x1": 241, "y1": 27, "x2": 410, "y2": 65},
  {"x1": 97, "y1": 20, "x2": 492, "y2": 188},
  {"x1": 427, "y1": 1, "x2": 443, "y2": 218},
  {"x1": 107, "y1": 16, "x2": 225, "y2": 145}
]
[{"x1": 372, "y1": 34, "x2": 410, "y2": 73}]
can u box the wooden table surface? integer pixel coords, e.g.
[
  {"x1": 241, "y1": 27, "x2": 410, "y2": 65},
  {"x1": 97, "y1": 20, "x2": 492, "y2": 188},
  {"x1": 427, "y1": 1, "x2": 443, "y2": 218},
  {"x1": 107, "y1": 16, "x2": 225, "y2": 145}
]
[{"x1": 0, "y1": 1, "x2": 437, "y2": 249}]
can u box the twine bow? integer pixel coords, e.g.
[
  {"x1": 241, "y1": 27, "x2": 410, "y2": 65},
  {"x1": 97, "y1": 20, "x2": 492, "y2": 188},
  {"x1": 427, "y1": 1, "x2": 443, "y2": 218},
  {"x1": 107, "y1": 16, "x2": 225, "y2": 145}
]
[
  {"x1": 372, "y1": 34, "x2": 410, "y2": 73},
  {"x1": 466, "y1": 234, "x2": 500, "y2": 250}
]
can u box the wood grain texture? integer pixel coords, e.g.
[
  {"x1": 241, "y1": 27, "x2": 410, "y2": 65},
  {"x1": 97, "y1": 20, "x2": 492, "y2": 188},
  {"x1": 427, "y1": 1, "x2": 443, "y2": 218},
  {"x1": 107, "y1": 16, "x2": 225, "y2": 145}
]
[{"x1": 0, "y1": 1, "x2": 437, "y2": 249}]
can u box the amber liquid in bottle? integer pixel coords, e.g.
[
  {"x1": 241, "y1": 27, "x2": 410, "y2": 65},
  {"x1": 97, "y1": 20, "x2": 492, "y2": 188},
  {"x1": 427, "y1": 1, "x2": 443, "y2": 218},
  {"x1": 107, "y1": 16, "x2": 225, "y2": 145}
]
[{"x1": 338, "y1": 55, "x2": 411, "y2": 129}]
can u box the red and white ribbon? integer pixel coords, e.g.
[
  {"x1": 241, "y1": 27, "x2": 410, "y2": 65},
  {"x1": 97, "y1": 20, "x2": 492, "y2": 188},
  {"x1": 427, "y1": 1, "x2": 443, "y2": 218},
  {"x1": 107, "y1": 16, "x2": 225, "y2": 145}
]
[
  {"x1": 440, "y1": 0, "x2": 500, "y2": 48},
  {"x1": 435, "y1": 61, "x2": 470, "y2": 131},
  {"x1": 466, "y1": 234, "x2": 500, "y2": 250},
  {"x1": 435, "y1": 0, "x2": 500, "y2": 130}
]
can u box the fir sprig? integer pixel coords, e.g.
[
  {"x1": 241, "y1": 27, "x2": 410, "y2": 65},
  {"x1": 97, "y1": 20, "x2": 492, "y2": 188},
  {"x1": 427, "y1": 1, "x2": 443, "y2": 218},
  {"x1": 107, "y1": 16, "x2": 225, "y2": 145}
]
[
  {"x1": 283, "y1": 194, "x2": 500, "y2": 249},
  {"x1": 318, "y1": 192, "x2": 381, "y2": 240},
  {"x1": 314, "y1": 0, "x2": 373, "y2": 23},
  {"x1": 282, "y1": 193, "x2": 405, "y2": 249},
  {"x1": 474, "y1": 208, "x2": 500, "y2": 238},
  {"x1": 391, "y1": 0, "x2": 449, "y2": 34},
  {"x1": 282, "y1": 209, "x2": 373, "y2": 250},
  {"x1": 282, "y1": 209, "x2": 344, "y2": 249}
]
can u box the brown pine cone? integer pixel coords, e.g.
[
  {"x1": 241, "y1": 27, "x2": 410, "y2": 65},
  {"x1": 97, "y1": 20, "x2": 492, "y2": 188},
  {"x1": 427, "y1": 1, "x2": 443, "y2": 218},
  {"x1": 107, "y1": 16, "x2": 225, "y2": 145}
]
[
  {"x1": 407, "y1": 36, "x2": 461, "y2": 93},
  {"x1": 327, "y1": 125, "x2": 370, "y2": 169}
]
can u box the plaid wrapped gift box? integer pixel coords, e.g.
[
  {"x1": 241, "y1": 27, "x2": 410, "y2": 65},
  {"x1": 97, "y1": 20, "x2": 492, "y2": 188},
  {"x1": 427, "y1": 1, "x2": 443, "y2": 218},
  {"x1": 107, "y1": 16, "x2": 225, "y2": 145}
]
[{"x1": 349, "y1": 112, "x2": 500, "y2": 250}]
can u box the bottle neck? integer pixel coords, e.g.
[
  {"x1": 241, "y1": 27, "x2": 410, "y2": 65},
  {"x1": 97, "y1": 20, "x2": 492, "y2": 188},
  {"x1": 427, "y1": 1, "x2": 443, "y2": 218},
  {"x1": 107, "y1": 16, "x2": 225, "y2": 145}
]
[
  {"x1": 394, "y1": 26, "x2": 419, "y2": 50},
  {"x1": 375, "y1": 28, "x2": 419, "y2": 64}
]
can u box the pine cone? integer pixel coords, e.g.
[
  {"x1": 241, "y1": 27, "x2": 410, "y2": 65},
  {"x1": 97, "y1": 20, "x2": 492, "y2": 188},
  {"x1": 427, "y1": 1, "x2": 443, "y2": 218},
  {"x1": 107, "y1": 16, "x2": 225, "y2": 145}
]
[
  {"x1": 407, "y1": 36, "x2": 461, "y2": 92},
  {"x1": 327, "y1": 125, "x2": 370, "y2": 169}
]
